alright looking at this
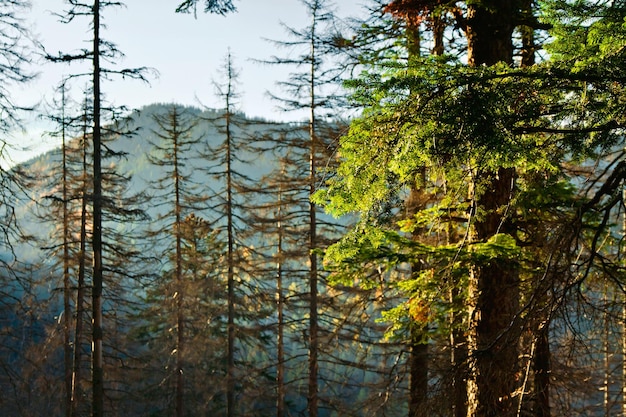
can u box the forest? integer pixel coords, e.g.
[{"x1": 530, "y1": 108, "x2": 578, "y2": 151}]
[{"x1": 1, "y1": 0, "x2": 626, "y2": 416}]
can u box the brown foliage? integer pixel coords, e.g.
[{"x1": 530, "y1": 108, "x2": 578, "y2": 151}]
[{"x1": 383, "y1": 0, "x2": 443, "y2": 25}]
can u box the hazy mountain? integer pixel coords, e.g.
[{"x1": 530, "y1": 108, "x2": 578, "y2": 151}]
[{"x1": 12, "y1": 102, "x2": 297, "y2": 264}]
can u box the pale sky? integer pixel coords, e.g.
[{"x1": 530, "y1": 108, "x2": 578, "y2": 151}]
[{"x1": 7, "y1": 0, "x2": 366, "y2": 165}]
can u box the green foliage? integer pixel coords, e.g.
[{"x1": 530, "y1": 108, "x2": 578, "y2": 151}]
[{"x1": 315, "y1": 0, "x2": 626, "y2": 351}]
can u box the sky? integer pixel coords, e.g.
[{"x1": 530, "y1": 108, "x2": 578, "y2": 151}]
[{"x1": 7, "y1": 0, "x2": 367, "y2": 165}]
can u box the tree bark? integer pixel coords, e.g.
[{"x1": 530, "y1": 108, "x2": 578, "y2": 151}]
[
  {"x1": 466, "y1": 168, "x2": 520, "y2": 417},
  {"x1": 276, "y1": 169, "x2": 285, "y2": 417},
  {"x1": 533, "y1": 321, "x2": 550, "y2": 417},
  {"x1": 409, "y1": 330, "x2": 428, "y2": 417},
  {"x1": 61, "y1": 83, "x2": 73, "y2": 417}
]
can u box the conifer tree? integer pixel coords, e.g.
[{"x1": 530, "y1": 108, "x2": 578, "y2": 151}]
[
  {"x1": 35, "y1": 80, "x2": 86, "y2": 417},
  {"x1": 262, "y1": 2, "x2": 347, "y2": 415},
  {"x1": 314, "y1": 2, "x2": 613, "y2": 417},
  {"x1": 138, "y1": 105, "x2": 214, "y2": 417},
  {"x1": 45, "y1": 2, "x2": 149, "y2": 415},
  {"x1": 175, "y1": 0, "x2": 236, "y2": 15},
  {"x1": 200, "y1": 52, "x2": 276, "y2": 417},
  {"x1": 0, "y1": 3, "x2": 36, "y2": 403}
]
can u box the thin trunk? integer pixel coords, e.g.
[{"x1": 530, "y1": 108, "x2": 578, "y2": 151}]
[
  {"x1": 519, "y1": 4, "x2": 550, "y2": 415},
  {"x1": 406, "y1": 24, "x2": 429, "y2": 417},
  {"x1": 173, "y1": 110, "x2": 185, "y2": 417},
  {"x1": 308, "y1": 6, "x2": 319, "y2": 417},
  {"x1": 445, "y1": 193, "x2": 467, "y2": 417},
  {"x1": 533, "y1": 320, "x2": 550, "y2": 417},
  {"x1": 519, "y1": 0, "x2": 536, "y2": 68},
  {"x1": 407, "y1": 175, "x2": 428, "y2": 417},
  {"x1": 450, "y1": 297, "x2": 467, "y2": 417},
  {"x1": 72, "y1": 113, "x2": 89, "y2": 417},
  {"x1": 604, "y1": 286, "x2": 611, "y2": 417},
  {"x1": 61, "y1": 83, "x2": 72, "y2": 417},
  {"x1": 91, "y1": 1, "x2": 104, "y2": 416},
  {"x1": 276, "y1": 166, "x2": 285, "y2": 417},
  {"x1": 623, "y1": 187, "x2": 626, "y2": 417},
  {"x1": 226, "y1": 62, "x2": 236, "y2": 417}
]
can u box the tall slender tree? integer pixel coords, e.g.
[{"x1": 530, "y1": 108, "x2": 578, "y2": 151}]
[
  {"x1": 201, "y1": 52, "x2": 276, "y2": 417},
  {"x1": 262, "y1": 2, "x2": 348, "y2": 414},
  {"x1": 143, "y1": 105, "x2": 208, "y2": 417},
  {"x1": 46, "y1": 2, "x2": 149, "y2": 415}
]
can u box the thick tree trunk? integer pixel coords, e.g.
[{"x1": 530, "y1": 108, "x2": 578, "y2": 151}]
[
  {"x1": 464, "y1": 2, "x2": 520, "y2": 416},
  {"x1": 409, "y1": 330, "x2": 428, "y2": 417},
  {"x1": 465, "y1": 1, "x2": 515, "y2": 67},
  {"x1": 467, "y1": 168, "x2": 520, "y2": 417}
]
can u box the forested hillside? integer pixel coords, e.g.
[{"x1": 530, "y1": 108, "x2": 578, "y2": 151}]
[{"x1": 2, "y1": 1, "x2": 626, "y2": 417}]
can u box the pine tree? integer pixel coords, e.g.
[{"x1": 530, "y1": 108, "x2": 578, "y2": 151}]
[
  {"x1": 175, "y1": 0, "x2": 236, "y2": 15},
  {"x1": 0, "y1": 3, "x2": 37, "y2": 407},
  {"x1": 261, "y1": 2, "x2": 348, "y2": 415},
  {"x1": 200, "y1": 53, "x2": 276, "y2": 417},
  {"x1": 139, "y1": 105, "x2": 212, "y2": 417},
  {"x1": 45, "y1": 2, "x2": 150, "y2": 415},
  {"x1": 314, "y1": 1, "x2": 618, "y2": 417}
]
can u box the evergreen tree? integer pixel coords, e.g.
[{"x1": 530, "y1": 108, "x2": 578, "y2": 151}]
[
  {"x1": 136, "y1": 105, "x2": 218, "y2": 417},
  {"x1": 45, "y1": 2, "x2": 149, "y2": 415},
  {"x1": 262, "y1": 2, "x2": 348, "y2": 415},
  {"x1": 0, "y1": 3, "x2": 36, "y2": 408},
  {"x1": 201, "y1": 53, "x2": 275, "y2": 417},
  {"x1": 314, "y1": 1, "x2": 623, "y2": 417}
]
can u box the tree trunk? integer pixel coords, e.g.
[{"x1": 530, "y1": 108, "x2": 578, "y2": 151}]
[
  {"x1": 61, "y1": 83, "x2": 73, "y2": 417},
  {"x1": 308, "y1": 98, "x2": 319, "y2": 417},
  {"x1": 533, "y1": 321, "x2": 550, "y2": 417},
  {"x1": 276, "y1": 170, "x2": 285, "y2": 417},
  {"x1": 623, "y1": 187, "x2": 626, "y2": 417},
  {"x1": 466, "y1": 168, "x2": 520, "y2": 417},
  {"x1": 406, "y1": 179, "x2": 429, "y2": 417},
  {"x1": 72, "y1": 118, "x2": 89, "y2": 417},
  {"x1": 464, "y1": 2, "x2": 519, "y2": 416},
  {"x1": 91, "y1": 1, "x2": 104, "y2": 416},
  {"x1": 174, "y1": 112, "x2": 185, "y2": 417},
  {"x1": 409, "y1": 330, "x2": 428, "y2": 417},
  {"x1": 308, "y1": 6, "x2": 319, "y2": 417},
  {"x1": 226, "y1": 76, "x2": 236, "y2": 417}
]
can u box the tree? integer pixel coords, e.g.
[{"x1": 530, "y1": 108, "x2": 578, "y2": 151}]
[
  {"x1": 314, "y1": 1, "x2": 623, "y2": 417},
  {"x1": 262, "y1": 2, "x2": 348, "y2": 415},
  {"x1": 33, "y1": 80, "x2": 87, "y2": 417},
  {"x1": 46, "y1": 2, "x2": 150, "y2": 415},
  {"x1": 0, "y1": 3, "x2": 36, "y2": 401},
  {"x1": 141, "y1": 105, "x2": 211, "y2": 417},
  {"x1": 201, "y1": 53, "x2": 277, "y2": 417}
]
